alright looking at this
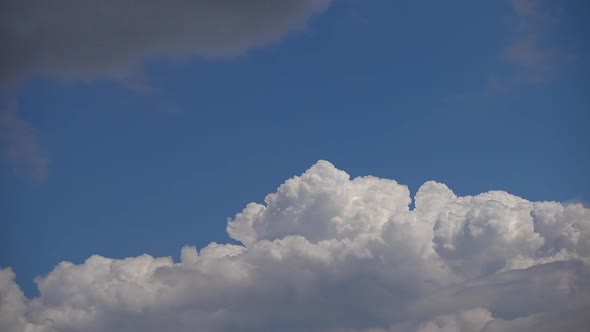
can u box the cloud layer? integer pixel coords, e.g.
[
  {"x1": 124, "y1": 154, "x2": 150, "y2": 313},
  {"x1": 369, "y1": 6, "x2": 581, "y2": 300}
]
[
  {"x1": 0, "y1": 0, "x2": 330, "y2": 85},
  {"x1": 1, "y1": 161, "x2": 589, "y2": 331}
]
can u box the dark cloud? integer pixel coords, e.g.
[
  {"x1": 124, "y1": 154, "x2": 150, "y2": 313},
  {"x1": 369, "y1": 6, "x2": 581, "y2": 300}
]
[{"x1": 0, "y1": 0, "x2": 331, "y2": 85}]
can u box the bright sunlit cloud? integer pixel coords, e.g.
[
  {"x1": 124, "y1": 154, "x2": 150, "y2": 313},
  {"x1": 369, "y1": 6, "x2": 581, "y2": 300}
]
[{"x1": 1, "y1": 161, "x2": 588, "y2": 332}]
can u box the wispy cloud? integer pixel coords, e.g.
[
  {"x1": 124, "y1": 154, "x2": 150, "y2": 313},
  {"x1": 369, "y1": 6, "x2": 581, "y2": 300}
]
[
  {"x1": 511, "y1": 0, "x2": 538, "y2": 17},
  {"x1": 501, "y1": 0, "x2": 562, "y2": 84},
  {"x1": 0, "y1": 106, "x2": 48, "y2": 178},
  {"x1": 451, "y1": 0, "x2": 573, "y2": 102},
  {"x1": 504, "y1": 36, "x2": 548, "y2": 69}
]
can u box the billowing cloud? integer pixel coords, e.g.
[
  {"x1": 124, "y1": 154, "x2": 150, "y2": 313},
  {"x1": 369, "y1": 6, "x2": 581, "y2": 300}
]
[
  {"x1": 1, "y1": 161, "x2": 589, "y2": 331},
  {"x1": 0, "y1": 0, "x2": 331, "y2": 85}
]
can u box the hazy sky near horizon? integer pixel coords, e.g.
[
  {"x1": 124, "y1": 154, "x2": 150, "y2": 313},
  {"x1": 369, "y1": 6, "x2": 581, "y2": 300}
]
[{"x1": 1, "y1": 1, "x2": 589, "y2": 331}]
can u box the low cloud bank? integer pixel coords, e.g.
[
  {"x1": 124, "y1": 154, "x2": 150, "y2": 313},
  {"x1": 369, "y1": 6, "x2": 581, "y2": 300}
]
[{"x1": 1, "y1": 161, "x2": 589, "y2": 331}]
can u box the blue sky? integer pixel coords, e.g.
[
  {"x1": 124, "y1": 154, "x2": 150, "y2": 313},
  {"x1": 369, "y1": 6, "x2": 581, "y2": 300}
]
[{"x1": 1, "y1": 0, "x2": 589, "y2": 303}]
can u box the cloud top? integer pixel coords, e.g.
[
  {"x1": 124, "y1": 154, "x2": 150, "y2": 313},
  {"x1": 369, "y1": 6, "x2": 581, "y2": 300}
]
[{"x1": 1, "y1": 161, "x2": 589, "y2": 331}]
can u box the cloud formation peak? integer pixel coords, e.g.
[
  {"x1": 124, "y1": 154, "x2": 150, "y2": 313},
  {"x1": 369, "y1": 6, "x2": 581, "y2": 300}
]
[{"x1": 1, "y1": 161, "x2": 589, "y2": 331}]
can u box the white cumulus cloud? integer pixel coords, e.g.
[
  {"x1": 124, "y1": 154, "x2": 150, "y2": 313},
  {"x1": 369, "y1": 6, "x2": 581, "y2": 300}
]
[{"x1": 1, "y1": 160, "x2": 589, "y2": 331}]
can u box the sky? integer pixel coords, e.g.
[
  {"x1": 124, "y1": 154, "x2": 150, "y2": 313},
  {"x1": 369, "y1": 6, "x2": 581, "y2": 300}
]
[{"x1": 0, "y1": 1, "x2": 589, "y2": 331}]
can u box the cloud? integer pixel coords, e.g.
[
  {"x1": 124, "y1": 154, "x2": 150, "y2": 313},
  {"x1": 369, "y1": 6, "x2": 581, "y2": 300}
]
[
  {"x1": 450, "y1": 0, "x2": 575, "y2": 101},
  {"x1": 503, "y1": 36, "x2": 547, "y2": 69},
  {"x1": 500, "y1": 0, "x2": 567, "y2": 84},
  {"x1": 0, "y1": 1, "x2": 330, "y2": 174},
  {"x1": 510, "y1": 0, "x2": 538, "y2": 17},
  {"x1": 0, "y1": 0, "x2": 331, "y2": 85},
  {"x1": 1, "y1": 161, "x2": 589, "y2": 331},
  {"x1": 0, "y1": 106, "x2": 48, "y2": 178},
  {"x1": 0, "y1": 269, "x2": 28, "y2": 332}
]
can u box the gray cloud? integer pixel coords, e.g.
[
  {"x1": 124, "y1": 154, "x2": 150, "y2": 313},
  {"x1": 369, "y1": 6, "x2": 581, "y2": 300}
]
[
  {"x1": 0, "y1": 1, "x2": 331, "y2": 175},
  {"x1": 0, "y1": 0, "x2": 331, "y2": 85},
  {"x1": 1, "y1": 161, "x2": 589, "y2": 331}
]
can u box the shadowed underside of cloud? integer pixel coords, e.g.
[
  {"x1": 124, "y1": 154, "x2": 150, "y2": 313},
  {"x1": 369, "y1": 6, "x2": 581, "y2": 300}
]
[
  {"x1": 1, "y1": 161, "x2": 589, "y2": 332},
  {"x1": 0, "y1": 0, "x2": 331, "y2": 85}
]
